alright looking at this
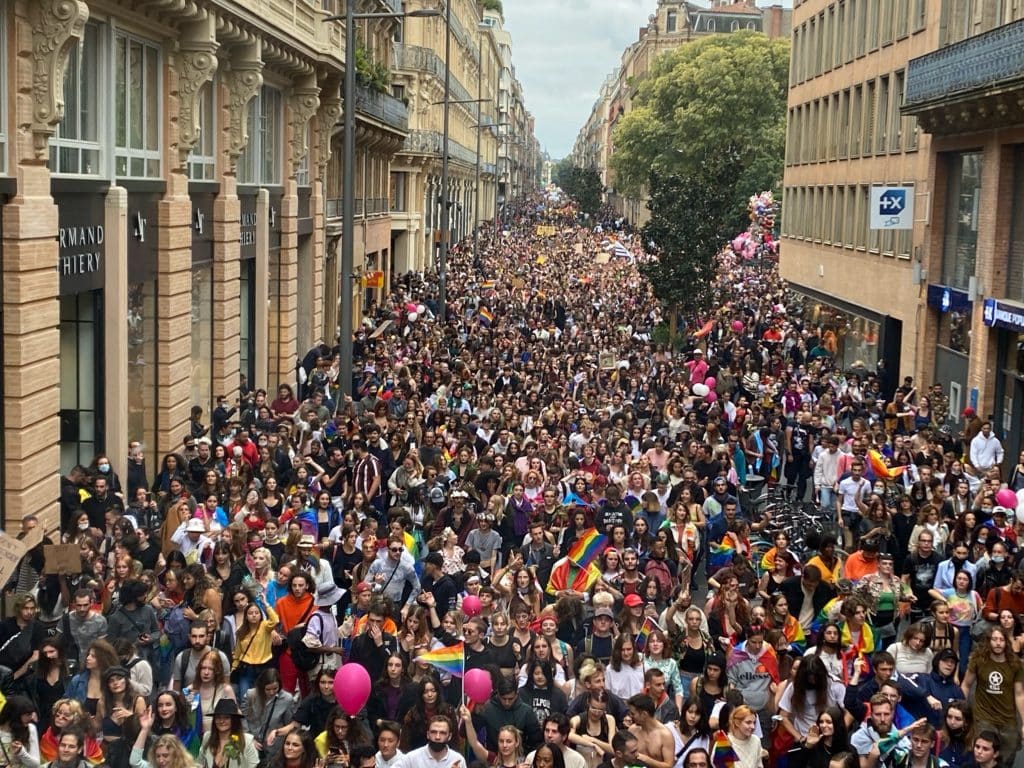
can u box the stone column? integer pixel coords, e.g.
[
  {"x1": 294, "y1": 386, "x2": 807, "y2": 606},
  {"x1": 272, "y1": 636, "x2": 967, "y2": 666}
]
[
  {"x1": 212, "y1": 42, "x2": 263, "y2": 399},
  {"x1": 3, "y1": 0, "x2": 87, "y2": 532},
  {"x1": 104, "y1": 187, "x2": 128, "y2": 472},
  {"x1": 314, "y1": 82, "x2": 341, "y2": 344}
]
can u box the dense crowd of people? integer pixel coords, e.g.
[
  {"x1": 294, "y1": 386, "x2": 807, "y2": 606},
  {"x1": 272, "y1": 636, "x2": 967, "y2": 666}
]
[{"x1": 2, "y1": 188, "x2": 1023, "y2": 768}]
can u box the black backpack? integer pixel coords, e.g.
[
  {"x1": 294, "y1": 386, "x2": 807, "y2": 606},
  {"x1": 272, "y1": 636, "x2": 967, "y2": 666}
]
[{"x1": 286, "y1": 605, "x2": 319, "y2": 671}]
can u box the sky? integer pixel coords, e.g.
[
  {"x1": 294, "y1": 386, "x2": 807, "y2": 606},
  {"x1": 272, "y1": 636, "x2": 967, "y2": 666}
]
[{"x1": 501, "y1": 0, "x2": 652, "y2": 160}]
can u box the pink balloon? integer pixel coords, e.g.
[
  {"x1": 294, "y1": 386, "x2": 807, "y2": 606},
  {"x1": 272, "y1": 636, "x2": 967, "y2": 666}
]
[
  {"x1": 405, "y1": 302, "x2": 417, "y2": 313},
  {"x1": 731, "y1": 320, "x2": 744, "y2": 333},
  {"x1": 464, "y1": 668, "x2": 493, "y2": 703},
  {"x1": 996, "y1": 489, "x2": 1018, "y2": 509},
  {"x1": 705, "y1": 391, "x2": 718, "y2": 403},
  {"x1": 334, "y1": 663, "x2": 371, "y2": 716},
  {"x1": 704, "y1": 377, "x2": 717, "y2": 390},
  {"x1": 462, "y1": 595, "x2": 482, "y2": 617}
]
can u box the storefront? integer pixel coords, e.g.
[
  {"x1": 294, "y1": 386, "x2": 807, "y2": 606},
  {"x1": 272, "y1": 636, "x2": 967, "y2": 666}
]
[
  {"x1": 296, "y1": 188, "x2": 314, "y2": 350},
  {"x1": 191, "y1": 184, "x2": 217, "y2": 410},
  {"x1": 239, "y1": 190, "x2": 258, "y2": 389},
  {"x1": 985, "y1": 297, "x2": 1024, "y2": 464},
  {"x1": 928, "y1": 283, "x2": 972, "y2": 424},
  {"x1": 790, "y1": 284, "x2": 903, "y2": 397},
  {"x1": 55, "y1": 181, "x2": 107, "y2": 471}
]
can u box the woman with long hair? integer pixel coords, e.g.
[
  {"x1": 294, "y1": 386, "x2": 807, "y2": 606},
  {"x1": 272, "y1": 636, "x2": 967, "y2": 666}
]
[
  {"x1": 243, "y1": 669, "x2": 298, "y2": 760},
  {"x1": 689, "y1": 652, "x2": 733, "y2": 727},
  {"x1": 778, "y1": 656, "x2": 841, "y2": 742},
  {"x1": 804, "y1": 623, "x2": 844, "y2": 683},
  {"x1": 264, "y1": 730, "x2": 317, "y2": 768},
  {"x1": 495, "y1": 565, "x2": 543, "y2": 619},
  {"x1": 796, "y1": 706, "x2": 851, "y2": 768},
  {"x1": 150, "y1": 690, "x2": 201, "y2": 756},
  {"x1": 39, "y1": 699, "x2": 104, "y2": 766},
  {"x1": 487, "y1": 613, "x2": 520, "y2": 680},
  {"x1": 706, "y1": 574, "x2": 750, "y2": 650},
  {"x1": 397, "y1": 607, "x2": 434, "y2": 662},
  {"x1": 313, "y1": 707, "x2": 370, "y2": 759},
  {"x1": 764, "y1": 593, "x2": 807, "y2": 654},
  {"x1": 194, "y1": 650, "x2": 238, "y2": 733},
  {"x1": 642, "y1": 631, "x2": 683, "y2": 714},
  {"x1": 196, "y1": 699, "x2": 258, "y2": 768},
  {"x1": 131, "y1": 712, "x2": 196, "y2": 768},
  {"x1": 670, "y1": 606, "x2": 714, "y2": 694},
  {"x1": 605, "y1": 635, "x2": 644, "y2": 700},
  {"x1": 30, "y1": 640, "x2": 69, "y2": 733},
  {"x1": 65, "y1": 639, "x2": 120, "y2": 725},
  {"x1": 516, "y1": 660, "x2": 568, "y2": 724},
  {"x1": 181, "y1": 563, "x2": 222, "y2": 626},
  {"x1": 97, "y1": 666, "x2": 146, "y2": 767},
  {"x1": 675, "y1": 697, "x2": 712, "y2": 763},
  {"x1": 518, "y1": 636, "x2": 568, "y2": 691},
  {"x1": 231, "y1": 593, "x2": 279, "y2": 703},
  {"x1": 367, "y1": 655, "x2": 415, "y2": 732},
  {"x1": 937, "y1": 699, "x2": 974, "y2": 768},
  {"x1": 537, "y1": 610, "x2": 574, "y2": 688},
  {"x1": 400, "y1": 677, "x2": 455, "y2": 752},
  {"x1": 568, "y1": 689, "x2": 616, "y2": 768},
  {"x1": 462, "y1": 714, "x2": 524, "y2": 768},
  {"x1": 0, "y1": 696, "x2": 41, "y2": 767}
]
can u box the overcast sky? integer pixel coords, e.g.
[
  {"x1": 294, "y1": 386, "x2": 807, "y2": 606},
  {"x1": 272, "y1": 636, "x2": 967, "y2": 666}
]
[{"x1": 501, "y1": 0, "x2": 652, "y2": 160}]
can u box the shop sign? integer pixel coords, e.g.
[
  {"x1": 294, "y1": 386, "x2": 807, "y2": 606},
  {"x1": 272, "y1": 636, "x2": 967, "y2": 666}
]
[
  {"x1": 982, "y1": 298, "x2": 1024, "y2": 332},
  {"x1": 58, "y1": 224, "x2": 103, "y2": 276},
  {"x1": 870, "y1": 185, "x2": 914, "y2": 230},
  {"x1": 927, "y1": 284, "x2": 972, "y2": 314},
  {"x1": 55, "y1": 188, "x2": 106, "y2": 295},
  {"x1": 239, "y1": 193, "x2": 257, "y2": 259},
  {"x1": 191, "y1": 190, "x2": 216, "y2": 265}
]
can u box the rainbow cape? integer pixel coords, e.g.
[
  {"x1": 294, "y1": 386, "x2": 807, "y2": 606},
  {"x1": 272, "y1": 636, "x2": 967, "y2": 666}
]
[
  {"x1": 711, "y1": 729, "x2": 738, "y2": 768},
  {"x1": 546, "y1": 557, "x2": 601, "y2": 596},
  {"x1": 416, "y1": 642, "x2": 465, "y2": 678},
  {"x1": 634, "y1": 616, "x2": 659, "y2": 653},
  {"x1": 478, "y1": 307, "x2": 495, "y2": 327},
  {"x1": 840, "y1": 621, "x2": 876, "y2": 683},
  {"x1": 280, "y1": 507, "x2": 317, "y2": 535},
  {"x1": 568, "y1": 528, "x2": 607, "y2": 569},
  {"x1": 709, "y1": 540, "x2": 736, "y2": 570},
  {"x1": 778, "y1": 614, "x2": 807, "y2": 653},
  {"x1": 867, "y1": 449, "x2": 906, "y2": 481}
]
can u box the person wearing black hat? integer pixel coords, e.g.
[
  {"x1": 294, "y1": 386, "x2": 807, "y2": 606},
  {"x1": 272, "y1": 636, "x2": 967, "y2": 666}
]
[
  {"x1": 897, "y1": 649, "x2": 962, "y2": 727},
  {"x1": 198, "y1": 699, "x2": 258, "y2": 768},
  {"x1": 417, "y1": 553, "x2": 459, "y2": 616}
]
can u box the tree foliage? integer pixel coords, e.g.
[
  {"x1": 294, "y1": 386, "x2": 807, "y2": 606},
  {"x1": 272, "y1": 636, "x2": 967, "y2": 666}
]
[
  {"x1": 555, "y1": 163, "x2": 602, "y2": 218},
  {"x1": 640, "y1": 151, "x2": 745, "y2": 328},
  {"x1": 610, "y1": 31, "x2": 790, "y2": 207}
]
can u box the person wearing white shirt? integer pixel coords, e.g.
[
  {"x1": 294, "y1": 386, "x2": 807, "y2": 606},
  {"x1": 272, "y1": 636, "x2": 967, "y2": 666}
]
[
  {"x1": 395, "y1": 716, "x2": 464, "y2": 768},
  {"x1": 376, "y1": 722, "x2": 405, "y2": 768},
  {"x1": 171, "y1": 518, "x2": 214, "y2": 563},
  {"x1": 969, "y1": 422, "x2": 1004, "y2": 473}
]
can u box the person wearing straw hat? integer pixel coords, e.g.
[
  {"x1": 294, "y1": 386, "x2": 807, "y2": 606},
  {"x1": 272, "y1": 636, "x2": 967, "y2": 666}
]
[{"x1": 301, "y1": 582, "x2": 345, "y2": 681}]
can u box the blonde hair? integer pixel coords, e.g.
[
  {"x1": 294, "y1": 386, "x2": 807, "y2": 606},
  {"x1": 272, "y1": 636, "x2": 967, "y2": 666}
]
[
  {"x1": 148, "y1": 734, "x2": 195, "y2": 768},
  {"x1": 592, "y1": 592, "x2": 615, "y2": 610}
]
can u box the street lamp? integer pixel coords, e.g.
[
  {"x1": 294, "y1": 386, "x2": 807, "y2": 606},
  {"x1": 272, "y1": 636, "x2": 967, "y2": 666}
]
[
  {"x1": 438, "y1": 0, "x2": 453, "y2": 322},
  {"x1": 323, "y1": 3, "x2": 440, "y2": 397}
]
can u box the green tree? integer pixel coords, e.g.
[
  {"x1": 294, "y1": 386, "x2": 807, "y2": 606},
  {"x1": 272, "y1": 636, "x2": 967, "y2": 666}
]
[
  {"x1": 610, "y1": 31, "x2": 789, "y2": 213},
  {"x1": 640, "y1": 150, "x2": 744, "y2": 340},
  {"x1": 555, "y1": 164, "x2": 602, "y2": 218}
]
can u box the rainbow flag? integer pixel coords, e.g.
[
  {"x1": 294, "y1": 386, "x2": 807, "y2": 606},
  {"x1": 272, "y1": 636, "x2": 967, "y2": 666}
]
[
  {"x1": 416, "y1": 642, "x2": 465, "y2": 678},
  {"x1": 711, "y1": 729, "x2": 738, "y2": 768},
  {"x1": 478, "y1": 307, "x2": 494, "y2": 327},
  {"x1": 567, "y1": 528, "x2": 607, "y2": 568},
  {"x1": 867, "y1": 449, "x2": 906, "y2": 481},
  {"x1": 709, "y1": 540, "x2": 736, "y2": 570},
  {"x1": 634, "y1": 617, "x2": 659, "y2": 653},
  {"x1": 546, "y1": 557, "x2": 601, "y2": 596},
  {"x1": 480, "y1": 280, "x2": 497, "y2": 290}
]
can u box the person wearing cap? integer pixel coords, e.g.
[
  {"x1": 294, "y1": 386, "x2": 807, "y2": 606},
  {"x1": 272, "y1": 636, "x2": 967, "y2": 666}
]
[
  {"x1": 896, "y1": 650, "x2": 962, "y2": 727},
  {"x1": 347, "y1": 582, "x2": 398, "y2": 638},
  {"x1": 417, "y1": 553, "x2": 459, "y2": 617},
  {"x1": 577, "y1": 606, "x2": 616, "y2": 665}
]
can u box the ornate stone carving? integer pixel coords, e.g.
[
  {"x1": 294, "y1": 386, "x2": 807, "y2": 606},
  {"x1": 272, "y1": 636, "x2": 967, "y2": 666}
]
[
  {"x1": 289, "y1": 79, "x2": 320, "y2": 177},
  {"x1": 316, "y1": 89, "x2": 343, "y2": 178},
  {"x1": 177, "y1": 19, "x2": 219, "y2": 167},
  {"x1": 30, "y1": 0, "x2": 89, "y2": 159},
  {"x1": 224, "y1": 41, "x2": 264, "y2": 164}
]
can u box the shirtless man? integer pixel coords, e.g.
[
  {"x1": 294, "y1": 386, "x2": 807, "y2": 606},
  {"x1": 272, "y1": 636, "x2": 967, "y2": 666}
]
[{"x1": 626, "y1": 694, "x2": 675, "y2": 768}]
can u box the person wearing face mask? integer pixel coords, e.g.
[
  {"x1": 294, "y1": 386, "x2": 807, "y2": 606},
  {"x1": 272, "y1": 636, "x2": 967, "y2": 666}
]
[
  {"x1": 977, "y1": 541, "x2": 1014, "y2": 599},
  {"x1": 395, "y1": 715, "x2": 463, "y2": 768},
  {"x1": 90, "y1": 455, "x2": 124, "y2": 499}
]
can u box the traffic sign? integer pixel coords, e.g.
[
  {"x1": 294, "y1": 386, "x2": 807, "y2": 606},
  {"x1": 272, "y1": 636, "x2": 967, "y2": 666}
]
[{"x1": 870, "y1": 185, "x2": 914, "y2": 230}]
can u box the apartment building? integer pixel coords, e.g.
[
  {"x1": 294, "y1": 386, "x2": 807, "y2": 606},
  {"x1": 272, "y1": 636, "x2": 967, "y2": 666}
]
[
  {"x1": 780, "y1": 0, "x2": 935, "y2": 394},
  {"x1": 900, "y1": 3, "x2": 1024, "y2": 461}
]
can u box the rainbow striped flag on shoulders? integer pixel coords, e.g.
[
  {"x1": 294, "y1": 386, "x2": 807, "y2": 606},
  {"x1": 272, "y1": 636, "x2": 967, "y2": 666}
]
[
  {"x1": 567, "y1": 528, "x2": 607, "y2": 569},
  {"x1": 478, "y1": 307, "x2": 495, "y2": 327}
]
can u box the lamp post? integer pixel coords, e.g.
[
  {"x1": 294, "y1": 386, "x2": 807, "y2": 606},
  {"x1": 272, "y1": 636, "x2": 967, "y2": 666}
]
[
  {"x1": 438, "y1": 0, "x2": 452, "y2": 323},
  {"x1": 323, "y1": 3, "x2": 439, "y2": 397}
]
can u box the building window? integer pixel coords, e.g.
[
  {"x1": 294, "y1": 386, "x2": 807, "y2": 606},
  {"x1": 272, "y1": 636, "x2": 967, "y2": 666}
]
[
  {"x1": 941, "y1": 151, "x2": 983, "y2": 291},
  {"x1": 666, "y1": 10, "x2": 677, "y2": 32},
  {"x1": 187, "y1": 80, "x2": 216, "y2": 181},
  {"x1": 896, "y1": 0, "x2": 909, "y2": 36},
  {"x1": 238, "y1": 86, "x2": 283, "y2": 186},
  {"x1": 706, "y1": 18, "x2": 715, "y2": 31},
  {"x1": 877, "y1": 75, "x2": 890, "y2": 153},
  {"x1": 115, "y1": 32, "x2": 161, "y2": 179},
  {"x1": 865, "y1": 79, "x2": 876, "y2": 154},
  {"x1": 850, "y1": 84, "x2": 863, "y2": 156},
  {"x1": 296, "y1": 123, "x2": 310, "y2": 187},
  {"x1": 51, "y1": 23, "x2": 101, "y2": 176},
  {"x1": 731, "y1": 20, "x2": 739, "y2": 31},
  {"x1": 892, "y1": 70, "x2": 905, "y2": 151}
]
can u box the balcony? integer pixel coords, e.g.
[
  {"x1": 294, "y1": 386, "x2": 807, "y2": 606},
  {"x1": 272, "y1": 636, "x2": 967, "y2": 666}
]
[
  {"x1": 324, "y1": 197, "x2": 390, "y2": 219},
  {"x1": 903, "y1": 18, "x2": 1024, "y2": 134},
  {"x1": 393, "y1": 43, "x2": 473, "y2": 104},
  {"x1": 482, "y1": 162, "x2": 497, "y2": 176},
  {"x1": 354, "y1": 83, "x2": 409, "y2": 133},
  {"x1": 401, "y1": 129, "x2": 478, "y2": 166}
]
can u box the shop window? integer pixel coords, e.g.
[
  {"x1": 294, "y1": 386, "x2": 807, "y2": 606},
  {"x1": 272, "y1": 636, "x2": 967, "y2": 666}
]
[
  {"x1": 60, "y1": 293, "x2": 102, "y2": 471},
  {"x1": 187, "y1": 81, "x2": 216, "y2": 182},
  {"x1": 115, "y1": 32, "x2": 161, "y2": 179},
  {"x1": 295, "y1": 123, "x2": 310, "y2": 187},
  {"x1": 51, "y1": 23, "x2": 102, "y2": 176},
  {"x1": 238, "y1": 86, "x2": 283, "y2": 186},
  {"x1": 938, "y1": 310, "x2": 971, "y2": 355},
  {"x1": 190, "y1": 265, "x2": 214, "y2": 411},
  {"x1": 941, "y1": 151, "x2": 983, "y2": 291},
  {"x1": 1007, "y1": 146, "x2": 1024, "y2": 302}
]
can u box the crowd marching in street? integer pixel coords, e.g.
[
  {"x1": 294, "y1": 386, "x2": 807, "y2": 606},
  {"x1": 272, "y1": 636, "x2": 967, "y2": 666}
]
[{"x1": 3, "y1": 188, "x2": 1023, "y2": 768}]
